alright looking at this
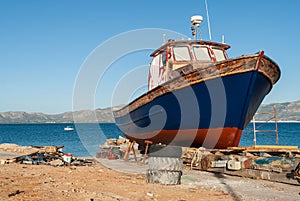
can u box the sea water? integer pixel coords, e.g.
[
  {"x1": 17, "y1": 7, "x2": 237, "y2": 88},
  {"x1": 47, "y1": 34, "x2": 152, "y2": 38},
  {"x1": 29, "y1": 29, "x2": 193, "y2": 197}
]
[
  {"x1": 0, "y1": 123, "x2": 123, "y2": 157},
  {"x1": 239, "y1": 122, "x2": 300, "y2": 147},
  {"x1": 0, "y1": 123, "x2": 299, "y2": 156}
]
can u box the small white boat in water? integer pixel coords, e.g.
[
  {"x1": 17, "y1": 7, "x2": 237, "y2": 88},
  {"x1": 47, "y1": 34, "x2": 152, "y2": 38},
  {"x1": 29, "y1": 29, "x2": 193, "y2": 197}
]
[{"x1": 64, "y1": 126, "x2": 74, "y2": 131}]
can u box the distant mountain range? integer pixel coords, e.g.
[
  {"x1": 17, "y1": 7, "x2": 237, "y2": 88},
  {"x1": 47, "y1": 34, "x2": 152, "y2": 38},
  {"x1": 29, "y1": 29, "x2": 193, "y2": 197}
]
[
  {"x1": 256, "y1": 100, "x2": 300, "y2": 122},
  {"x1": 0, "y1": 107, "x2": 115, "y2": 124},
  {"x1": 0, "y1": 100, "x2": 299, "y2": 124}
]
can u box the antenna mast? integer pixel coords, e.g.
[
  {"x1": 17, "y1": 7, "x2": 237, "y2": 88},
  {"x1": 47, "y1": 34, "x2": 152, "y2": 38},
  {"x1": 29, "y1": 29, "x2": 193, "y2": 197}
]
[{"x1": 205, "y1": 0, "x2": 212, "y2": 41}]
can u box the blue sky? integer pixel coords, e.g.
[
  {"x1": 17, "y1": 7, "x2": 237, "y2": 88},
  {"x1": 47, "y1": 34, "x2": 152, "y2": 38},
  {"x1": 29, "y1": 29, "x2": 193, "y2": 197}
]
[{"x1": 0, "y1": 0, "x2": 299, "y2": 114}]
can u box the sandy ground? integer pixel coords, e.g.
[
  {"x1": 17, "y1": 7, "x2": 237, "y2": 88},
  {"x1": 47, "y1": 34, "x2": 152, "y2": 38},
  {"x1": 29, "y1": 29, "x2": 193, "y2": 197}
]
[
  {"x1": 0, "y1": 162, "x2": 233, "y2": 201},
  {"x1": 0, "y1": 160, "x2": 299, "y2": 201}
]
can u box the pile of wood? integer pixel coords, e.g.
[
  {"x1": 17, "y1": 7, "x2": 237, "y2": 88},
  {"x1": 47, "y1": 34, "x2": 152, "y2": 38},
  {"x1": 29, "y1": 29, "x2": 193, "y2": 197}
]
[
  {"x1": 181, "y1": 146, "x2": 300, "y2": 185},
  {"x1": 0, "y1": 144, "x2": 95, "y2": 166},
  {"x1": 96, "y1": 136, "x2": 139, "y2": 160},
  {"x1": 182, "y1": 146, "x2": 300, "y2": 169}
]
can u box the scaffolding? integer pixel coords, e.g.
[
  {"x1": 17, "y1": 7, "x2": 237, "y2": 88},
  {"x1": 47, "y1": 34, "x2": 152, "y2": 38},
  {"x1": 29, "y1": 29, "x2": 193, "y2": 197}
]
[{"x1": 252, "y1": 105, "x2": 279, "y2": 146}]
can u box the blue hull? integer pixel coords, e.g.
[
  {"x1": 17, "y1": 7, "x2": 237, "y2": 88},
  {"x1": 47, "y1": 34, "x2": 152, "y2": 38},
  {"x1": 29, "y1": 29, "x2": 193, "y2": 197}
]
[{"x1": 114, "y1": 70, "x2": 272, "y2": 148}]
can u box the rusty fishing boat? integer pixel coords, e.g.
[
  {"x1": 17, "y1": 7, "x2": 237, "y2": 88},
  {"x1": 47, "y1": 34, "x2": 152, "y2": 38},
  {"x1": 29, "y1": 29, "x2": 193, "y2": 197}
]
[{"x1": 113, "y1": 16, "x2": 280, "y2": 149}]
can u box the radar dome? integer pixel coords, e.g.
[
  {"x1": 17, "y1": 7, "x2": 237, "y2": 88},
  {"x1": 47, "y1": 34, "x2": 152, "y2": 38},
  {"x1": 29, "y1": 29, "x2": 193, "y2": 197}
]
[{"x1": 190, "y1": 15, "x2": 203, "y2": 26}]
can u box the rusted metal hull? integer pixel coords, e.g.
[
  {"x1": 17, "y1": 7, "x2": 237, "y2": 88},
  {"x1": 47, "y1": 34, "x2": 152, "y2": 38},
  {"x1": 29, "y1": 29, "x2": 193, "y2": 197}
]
[{"x1": 113, "y1": 53, "x2": 280, "y2": 149}]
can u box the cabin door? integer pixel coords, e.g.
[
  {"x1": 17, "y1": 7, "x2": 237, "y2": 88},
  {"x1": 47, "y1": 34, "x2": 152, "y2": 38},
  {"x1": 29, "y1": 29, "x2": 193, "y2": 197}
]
[{"x1": 148, "y1": 52, "x2": 166, "y2": 90}]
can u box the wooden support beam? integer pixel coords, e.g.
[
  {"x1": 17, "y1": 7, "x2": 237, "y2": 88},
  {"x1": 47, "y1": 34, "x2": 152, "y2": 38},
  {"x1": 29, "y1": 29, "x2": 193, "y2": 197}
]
[
  {"x1": 123, "y1": 141, "x2": 137, "y2": 162},
  {"x1": 143, "y1": 140, "x2": 153, "y2": 164}
]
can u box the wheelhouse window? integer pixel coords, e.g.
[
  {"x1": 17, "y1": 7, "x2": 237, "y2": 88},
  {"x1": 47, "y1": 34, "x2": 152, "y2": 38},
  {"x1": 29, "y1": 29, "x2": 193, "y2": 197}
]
[
  {"x1": 192, "y1": 46, "x2": 211, "y2": 61},
  {"x1": 173, "y1": 46, "x2": 191, "y2": 61},
  {"x1": 212, "y1": 48, "x2": 226, "y2": 61}
]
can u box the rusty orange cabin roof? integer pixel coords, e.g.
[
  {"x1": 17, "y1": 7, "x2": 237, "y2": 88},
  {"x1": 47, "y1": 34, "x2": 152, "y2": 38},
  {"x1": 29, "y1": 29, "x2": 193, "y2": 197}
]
[{"x1": 150, "y1": 40, "x2": 231, "y2": 57}]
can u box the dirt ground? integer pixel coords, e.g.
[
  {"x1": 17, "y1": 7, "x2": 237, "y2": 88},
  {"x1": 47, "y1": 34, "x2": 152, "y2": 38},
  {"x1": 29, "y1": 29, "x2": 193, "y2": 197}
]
[
  {"x1": 0, "y1": 162, "x2": 237, "y2": 201},
  {"x1": 1, "y1": 161, "x2": 299, "y2": 201}
]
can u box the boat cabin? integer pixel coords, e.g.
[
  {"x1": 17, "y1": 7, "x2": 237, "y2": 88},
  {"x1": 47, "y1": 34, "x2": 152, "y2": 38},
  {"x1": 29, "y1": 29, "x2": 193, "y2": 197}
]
[{"x1": 148, "y1": 40, "x2": 231, "y2": 90}]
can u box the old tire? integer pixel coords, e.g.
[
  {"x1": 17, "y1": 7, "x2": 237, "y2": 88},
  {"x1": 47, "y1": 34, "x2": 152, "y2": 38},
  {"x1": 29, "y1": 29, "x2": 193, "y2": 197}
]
[
  {"x1": 148, "y1": 144, "x2": 182, "y2": 158},
  {"x1": 148, "y1": 157, "x2": 183, "y2": 171},
  {"x1": 146, "y1": 169, "x2": 182, "y2": 185}
]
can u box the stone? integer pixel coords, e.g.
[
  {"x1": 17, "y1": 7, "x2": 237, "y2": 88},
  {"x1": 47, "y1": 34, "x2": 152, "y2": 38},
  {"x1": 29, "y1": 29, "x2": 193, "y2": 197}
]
[{"x1": 49, "y1": 159, "x2": 64, "y2": 166}]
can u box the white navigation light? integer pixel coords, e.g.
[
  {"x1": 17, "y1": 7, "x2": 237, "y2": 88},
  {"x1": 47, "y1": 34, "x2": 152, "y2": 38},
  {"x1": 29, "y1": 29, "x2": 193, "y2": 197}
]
[{"x1": 190, "y1": 15, "x2": 203, "y2": 26}]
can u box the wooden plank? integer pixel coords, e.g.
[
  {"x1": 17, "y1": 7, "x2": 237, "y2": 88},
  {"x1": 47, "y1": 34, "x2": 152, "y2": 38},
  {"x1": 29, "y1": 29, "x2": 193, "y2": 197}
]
[
  {"x1": 227, "y1": 147, "x2": 247, "y2": 151},
  {"x1": 253, "y1": 145, "x2": 298, "y2": 150},
  {"x1": 206, "y1": 168, "x2": 299, "y2": 185},
  {"x1": 227, "y1": 146, "x2": 300, "y2": 153}
]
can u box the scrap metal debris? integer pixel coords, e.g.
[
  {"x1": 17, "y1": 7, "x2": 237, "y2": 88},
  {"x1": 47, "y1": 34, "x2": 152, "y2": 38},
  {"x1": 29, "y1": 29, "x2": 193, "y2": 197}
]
[
  {"x1": 294, "y1": 161, "x2": 300, "y2": 183},
  {"x1": 0, "y1": 144, "x2": 95, "y2": 166},
  {"x1": 96, "y1": 136, "x2": 139, "y2": 160},
  {"x1": 181, "y1": 146, "x2": 300, "y2": 185}
]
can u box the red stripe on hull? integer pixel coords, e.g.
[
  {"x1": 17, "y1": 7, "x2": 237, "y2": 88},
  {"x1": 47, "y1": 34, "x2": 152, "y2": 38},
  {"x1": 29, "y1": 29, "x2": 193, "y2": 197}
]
[{"x1": 124, "y1": 127, "x2": 242, "y2": 149}]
